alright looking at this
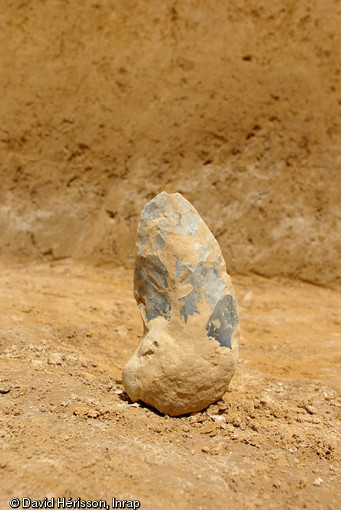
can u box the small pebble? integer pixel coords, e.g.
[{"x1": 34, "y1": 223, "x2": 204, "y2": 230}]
[
  {"x1": 73, "y1": 407, "x2": 88, "y2": 417},
  {"x1": 313, "y1": 477, "x2": 323, "y2": 486},
  {"x1": 47, "y1": 353, "x2": 63, "y2": 365},
  {"x1": 200, "y1": 423, "x2": 217, "y2": 435},
  {"x1": 211, "y1": 415, "x2": 226, "y2": 423},
  {"x1": 87, "y1": 409, "x2": 99, "y2": 418}
]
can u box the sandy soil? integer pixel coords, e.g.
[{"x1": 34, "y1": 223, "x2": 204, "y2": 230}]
[
  {"x1": 1, "y1": 260, "x2": 340, "y2": 509},
  {"x1": 1, "y1": 0, "x2": 341, "y2": 286},
  {"x1": 0, "y1": 1, "x2": 340, "y2": 507}
]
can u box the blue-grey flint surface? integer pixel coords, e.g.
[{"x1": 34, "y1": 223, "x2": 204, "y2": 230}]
[{"x1": 134, "y1": 191, "x2": 239, "y2": 347}]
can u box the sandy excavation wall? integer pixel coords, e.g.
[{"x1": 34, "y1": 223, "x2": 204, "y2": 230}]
[{"x1": 0, "y1": 0, "x2": 340, "y2": 286}]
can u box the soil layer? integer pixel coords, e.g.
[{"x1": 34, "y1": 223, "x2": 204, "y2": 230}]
[
  {"x1": 1, "y1": 0, "x2": 341, "y2": 285},
  {"x1": 1, "y1": 261, "x2": 340, "y2": 509}
]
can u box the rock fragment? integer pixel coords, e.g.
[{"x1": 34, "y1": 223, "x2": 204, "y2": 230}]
[
  {"x1": 122, "y1": 192, "x2": 240, "y2": 416},
  {"x1": 47, "y1": 352, "x2": 63, "y2": 365}
]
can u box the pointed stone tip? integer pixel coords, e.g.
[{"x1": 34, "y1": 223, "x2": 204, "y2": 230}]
[
  {"x1": 153, "y1": 191, "x2": 185, "y2": 200},
  {"x1": 141, "y1": 191, "x2": 188, "y2": 218}
]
